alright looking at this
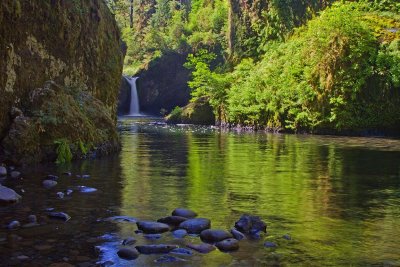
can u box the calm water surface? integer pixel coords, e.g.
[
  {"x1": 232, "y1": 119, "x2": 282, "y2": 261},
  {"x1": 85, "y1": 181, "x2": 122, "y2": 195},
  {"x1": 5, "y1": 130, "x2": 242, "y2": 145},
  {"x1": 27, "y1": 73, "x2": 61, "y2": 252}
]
[{"x1": 1, "y1": 117, "x2": 400, "y2": 266}]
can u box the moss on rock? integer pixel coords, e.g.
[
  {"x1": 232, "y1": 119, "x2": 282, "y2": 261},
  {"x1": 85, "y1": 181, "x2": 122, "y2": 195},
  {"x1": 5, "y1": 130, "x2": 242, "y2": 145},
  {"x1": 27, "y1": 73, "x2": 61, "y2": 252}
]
[{"x1": 166, "y1": 97, "x2": 215, "y2": 125}]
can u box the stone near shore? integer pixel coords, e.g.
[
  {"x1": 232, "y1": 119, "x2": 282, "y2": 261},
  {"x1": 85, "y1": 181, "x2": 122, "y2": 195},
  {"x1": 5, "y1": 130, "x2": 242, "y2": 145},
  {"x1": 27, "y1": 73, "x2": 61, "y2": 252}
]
[
  {"x1": 186, "y1": 243, "x2": 216, "y2": 254},
  {"x1": 172, "y1": 229, "x2": 187, "y2": 238},
  {"x1": 7, "y1": 220, "x2": 21, "y2": 230},
  {"x1": 135, "y1": 244, "x2": 178, "y2": 254},
  {"x1": 42, "y1": 180, "x2": 57, "y2": 189},
  {"x1": 0, "y1": 185, "x2": 22, "y2": 204},
  {"x1": 117, "y1": 248, "x2": 139, "y2": 260},
  {"x1": 172, "y1": 208, "x2": 197, "y2": 218},
  {"x1": 48, "y1": 212, "x2": 71, "y2": 221},
  {"x1": 231, "y1": 228, "x2": 245, "y2": 240},
  {"x1": 234, "y1": 215, "x2": 267, "y2": 235},
  {"x1": 157, "y1": 216, "x2": 187, "y2": 227},
  {"x1": 215, "y1": 238, "x2": 239, "y2": 252},
  {"x1": 136, "y1": 221, "x2": 170, "y2": 234},
  {"x1": 200, "y1": 229, "x2": 232, "y2": 243},
  {"x1": 179, "y1": 218, "x2": 211, "y2": 234}
]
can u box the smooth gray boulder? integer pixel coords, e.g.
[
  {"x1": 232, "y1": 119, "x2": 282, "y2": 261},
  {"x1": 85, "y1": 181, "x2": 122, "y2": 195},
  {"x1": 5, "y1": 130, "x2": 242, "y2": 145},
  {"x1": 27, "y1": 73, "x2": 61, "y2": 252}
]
[
  {"x1": 215, "y1": 238, "x2": 239, "y2": 252},
  {"x1": 186, "y1": 243, "x2": 216, "y2": 254},
  {"x1": 42, "y1": 180, "x2": 57, "y2": 189},
  {"x1": 136, "y1": 221, "x2": 170, "y2": 234},
  {"x1": 157, "y1": 216, "x2": 187, "y2": 226},
  {"x1": 172, "y1": 208, "x2": 197, "y2": 218},
  {"x1": 117, "y1": 248, "x2": 139, "y2": 260},
  {"x1": 200, "y1": 229, "x2": 232, "y2": 243},
  {"x1": 0, "y1": 185, "x2": 21, "y2": 204}
]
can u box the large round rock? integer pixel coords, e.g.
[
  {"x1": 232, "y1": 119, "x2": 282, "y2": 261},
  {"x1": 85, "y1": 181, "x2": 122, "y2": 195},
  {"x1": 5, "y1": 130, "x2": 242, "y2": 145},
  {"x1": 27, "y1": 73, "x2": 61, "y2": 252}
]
[
  {"x1": 172, "y1": 208, "x2": 197, "y2": 218},
  {"x1": 117, "y1": 248, "x2": 139, "y2": 260},
  {"x1": 136, "y1": 221, "x2": 170, "y2": 234},
  {"x1": 200, "y1": 229, "x2": 232, "y2": 243},
  {"x1": 179, "y1": 218, "x2": 211, "y2": 234},
  {"x1": 186, "y1": 243, "x2": 216, "y2": 254},
  {"x1": 157, "y1": 216, "x2": 187, "y2": 227},
  {"x1": 215, "y1": 238, "x2": 239, "y2": 252}
]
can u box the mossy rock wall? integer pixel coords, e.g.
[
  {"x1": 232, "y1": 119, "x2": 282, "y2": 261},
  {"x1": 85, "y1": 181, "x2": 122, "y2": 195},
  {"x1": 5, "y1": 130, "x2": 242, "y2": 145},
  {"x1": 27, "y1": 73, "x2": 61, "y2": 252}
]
[{"x1": 0, "y1": 0, "x2": 124, "y2": 163}]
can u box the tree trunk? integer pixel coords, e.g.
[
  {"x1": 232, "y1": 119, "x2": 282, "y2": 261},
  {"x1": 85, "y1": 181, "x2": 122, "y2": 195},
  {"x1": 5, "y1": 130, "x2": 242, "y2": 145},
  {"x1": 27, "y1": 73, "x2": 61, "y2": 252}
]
[{"x1": 130, "y1": 0, "x2": 134, "y2": 28}]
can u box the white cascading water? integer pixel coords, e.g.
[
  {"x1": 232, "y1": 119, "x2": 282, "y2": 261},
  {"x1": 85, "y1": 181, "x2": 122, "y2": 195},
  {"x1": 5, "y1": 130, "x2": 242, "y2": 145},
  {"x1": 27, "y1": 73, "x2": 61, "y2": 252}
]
[{"x1": 126, "y1": 76, "x2": 140, "y2": 116}]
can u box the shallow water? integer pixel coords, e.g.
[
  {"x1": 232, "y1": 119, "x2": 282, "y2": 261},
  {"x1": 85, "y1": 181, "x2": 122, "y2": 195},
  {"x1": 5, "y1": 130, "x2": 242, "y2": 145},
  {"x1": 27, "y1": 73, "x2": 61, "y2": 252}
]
[{"x1": 1, "y1": 117, "x2": 400, "y2": 266}]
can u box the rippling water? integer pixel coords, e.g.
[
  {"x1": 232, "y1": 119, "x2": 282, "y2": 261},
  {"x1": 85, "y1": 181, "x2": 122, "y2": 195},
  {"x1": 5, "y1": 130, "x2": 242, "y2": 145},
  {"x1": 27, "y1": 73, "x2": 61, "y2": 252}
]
[{"x1": 1, "y1": 117, "x2": 400, "y2": 266}]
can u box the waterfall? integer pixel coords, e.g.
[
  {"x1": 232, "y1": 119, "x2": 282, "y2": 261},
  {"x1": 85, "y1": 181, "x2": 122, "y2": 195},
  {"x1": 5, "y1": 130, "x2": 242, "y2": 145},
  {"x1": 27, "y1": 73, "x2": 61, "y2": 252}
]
[{"x1": 126, "y1": 76, "x2": 140, "y2": 116}]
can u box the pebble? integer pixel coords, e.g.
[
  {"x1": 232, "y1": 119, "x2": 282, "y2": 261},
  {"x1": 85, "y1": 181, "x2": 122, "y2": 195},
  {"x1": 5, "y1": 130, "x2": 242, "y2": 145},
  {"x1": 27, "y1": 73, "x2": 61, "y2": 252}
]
[
  {"x1": 42, "y1": 180, "x2": 58, "y2": 189},
  {"x1": 17, "y1": 255, "x2": 30, "y2": 261},
  {"x1": 0, "y1": 166, "x2": 7, "y2": 176},
  {"x1": 66, "y1": 189, "x2": 73, "y2": 195},
  {"x1": 10, "y1": 171, "x2": 21, "y2": 179},
  {"x1": 179, "y1": 218, "x2": 211, "y2": 234},
  {"x1": 56, "y1": 192, "x2": 65, "y2": 199},
  {"x1": 264, "y1": 241, "x2": 277, "y2": 248},
  {"x1": 282, "y1": 234, "x2": 291, "y2": 240},
  {"x1": 7, "y1": 220, "x2": 21, "y2": 230},
  {"x1": 215, "y1": 238, "x2": 240, "y2": 252},
  {"x1": 186, "y1": 243, "x2": 216, "y2": 254},
  {"x1": 48, "y1": 212, "x2": 71, "y2": 221},
  {"x1": 172, "y1": 229, "x2": 187, "y2": 238},
  {"x1": 200, "y1": 229, "x2": 232, "y2": 243}
]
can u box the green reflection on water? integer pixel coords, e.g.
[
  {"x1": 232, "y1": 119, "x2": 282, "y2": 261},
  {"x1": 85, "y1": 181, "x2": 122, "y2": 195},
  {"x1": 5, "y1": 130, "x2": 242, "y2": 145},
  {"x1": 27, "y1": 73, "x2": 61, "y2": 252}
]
[{"x1": 118, "y1": 120, "x2": 400, "y2": 266}]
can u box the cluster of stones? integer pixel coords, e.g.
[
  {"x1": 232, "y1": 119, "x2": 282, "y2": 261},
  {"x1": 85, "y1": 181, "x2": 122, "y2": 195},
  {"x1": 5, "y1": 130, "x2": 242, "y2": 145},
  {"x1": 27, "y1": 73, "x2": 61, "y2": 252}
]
[
  {"x1": 115, "y1": 208, "x2": 269, "y2": 262},
  {"x1": 0, "y1": 165, "x2": 22, "y2": 205}
]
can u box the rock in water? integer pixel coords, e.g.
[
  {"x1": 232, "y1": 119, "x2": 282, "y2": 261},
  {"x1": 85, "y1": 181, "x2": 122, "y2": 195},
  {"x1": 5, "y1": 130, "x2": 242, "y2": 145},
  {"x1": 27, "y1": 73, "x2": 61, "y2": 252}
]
[
  {"x1": 0, "y1": 185, "x2": 22, "y2": 204},
  {"x1": 117, "y1": 248, "x2": 139, "y2": 260},
  {"x1": 136, "y1": 221, "x2": 170, "y2": 234},
  {"x1": 171, "y1": 248, "x2": 193, "y2": 256},
  {"x1": 179, "y1": 218, "x2": 211, "y2": 234},
  {"x1": 186, "y1": 243, "x2": 216, "y2": 254},
  {"x1": 122, "y1": 237, "x2": 136, "y2": 246},
  {"x1": 0, "y1": 166, "x2": 7, "y2": 176},
  {"x1": 172, "y1": 229, "x2": 187, "y2": 238},
  {"x1": 10, "y1": 171, "x2": 21, "y2": 179},
  {"x1": 144, "y1": 234, "x2": 162, "y2": 240},
  {"x1": 200, "y1": 229, "x2": 232, "y2": 243},
  {"x1": 234, "y1": 214, "x2": 267, "y2": 234},
  {"x1": 135, "y1": 244, "x2": 178, "y2": 254},
  {"x1": 48, "y1": 212, "x2": 71, "y2": 221},
  {"x1": 7, "y1": 220, "x2": 21, "y2": 230},
  {"x1": 215, "y1": 238, "x2": 239, "y2": 252},
  {"x1": 172, "y1": 208, "x2": 197, "y2": 218},
  {"x1": 264, "y1": 241, "x2": 277, "y2": 248},
  {"x1": 28, "y1": 215, "x2": 37, "y2": 223},
  {"x1": 42, "y1": 180, "x2": 57, "y2": 189},
  {"x1": 157, "y1": 216, "x2": 187, "y2": 227},
  {"x1": 231, "y1": 228, "x2": 245, "y2": 240}
]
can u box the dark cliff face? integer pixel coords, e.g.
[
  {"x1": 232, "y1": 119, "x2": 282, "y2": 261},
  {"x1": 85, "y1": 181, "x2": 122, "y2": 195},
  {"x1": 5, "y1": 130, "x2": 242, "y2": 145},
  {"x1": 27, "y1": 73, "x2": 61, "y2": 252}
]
[
  {"x1": 136, "y1": 52, "x2": 191, "y2": 115},
  {"x1": 0, "y1": 0, "x2": 124, "y2": 164}
]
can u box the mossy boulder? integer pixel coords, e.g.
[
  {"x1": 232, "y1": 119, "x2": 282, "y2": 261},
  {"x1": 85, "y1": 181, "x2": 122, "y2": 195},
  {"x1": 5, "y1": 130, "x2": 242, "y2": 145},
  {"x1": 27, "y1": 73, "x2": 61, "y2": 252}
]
[
  {"x1": 0, "y1": 1, "x2": 123, "y2": 164},
  {"x1": 166, "y1": 97, "x2": 215, "y2": 125}
]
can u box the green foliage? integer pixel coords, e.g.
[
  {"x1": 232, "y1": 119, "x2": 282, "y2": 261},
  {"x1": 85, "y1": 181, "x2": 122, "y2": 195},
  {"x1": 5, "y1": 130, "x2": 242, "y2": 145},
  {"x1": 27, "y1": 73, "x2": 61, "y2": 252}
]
[
  {"x1": 55, "y1": 139, "x2": 73, "y2": 164},
  {"x1": 166, "y1": 106, "x2": 184, "y2": 122}
]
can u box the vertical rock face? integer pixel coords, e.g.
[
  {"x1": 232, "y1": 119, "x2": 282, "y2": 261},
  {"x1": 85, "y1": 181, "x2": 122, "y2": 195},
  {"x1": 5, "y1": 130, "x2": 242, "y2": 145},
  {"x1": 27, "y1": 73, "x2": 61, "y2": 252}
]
[{"x1": 0, "y1": 1, "x2": 124, "y2": 164}]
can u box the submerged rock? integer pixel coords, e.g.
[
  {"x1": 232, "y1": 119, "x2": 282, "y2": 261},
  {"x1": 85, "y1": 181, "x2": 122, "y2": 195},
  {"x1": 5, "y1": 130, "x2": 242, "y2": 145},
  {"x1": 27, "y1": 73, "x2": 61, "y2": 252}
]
[
  {"x1": 0, "y1": 166, "x2": 7, "y2": 176},
  {"x1": 135, "y1": 244, "x2": 178, "y2": 254},
  {"x1": 10, "y1": 171, "x2": 21, "y2": 179},
  {"x1": 231, "y1": 228, "x2": 245, "y2": 240},
  {"x1": 154, "y1": 255, "x2": 185, "y2": 263},
  {"x1": 144, "y1": 234, "x2": 162, "y2": 240},
  {"x1": 105, "y1": 216, "x2": 137, "y2": 223},
  {"x1": 7, "y1": 221, "x2": 21, "y2": 230},
  {"x1": 28, "y1": 215, "x2": 37, "y2": 223},
  {"x1": 264, "y1": 241, "x2": 277, "y2": 248},
  {"x1": 75, "y1": 186, "x2": 97, "y2": 193},
  {"x1": 42, "y1": 180, "x2": 57, "y2": 189},
  {"x1": 122, "y1": 237, "x2": 137, "y2": 246},
  {"x1": 234, "y1": 215, "x2": 267, "y2": 234},
  {"x1": 179, "y1": 218, "x2": 211, "y2": 234},
  {"x1": 136, "y1": 221, "x2": 170, "y2": 234},
  {"x1": 171, "y1": 248, "x2": 193, "y2": 256},
  {"x1": 172, "y1": 208, "x2": 197, "y2": 218},
  {"x1": 117, "y1": 248, "x2": 139, "y2": 260},
  {"x1": 0, "y1": 185, "x2": 22, "y2": 204},
  {"x1": 48, "y1": 212, "x2": 71, "y2": 221},
  {"x1": 186, "y1": 243, "x2": 216, "y2": 254},
  {"x1": 215, "y1": 238, "x2": 239, "y2": 252},
  {"x1": 200, "y1": 229, "x2": 232, "y2": 243},
  {"x1": 157, "y1": 216, "x2": 187, "y2": 226},
  {"x1": 282, "y1": 234, "x2": 292, "y2": 240},
  {"x1": 56, "y1": 192, "x2": 65, "y2": 199},
  {"x1": 172, "y1": 229, "x2": 187, "y2": 238}
]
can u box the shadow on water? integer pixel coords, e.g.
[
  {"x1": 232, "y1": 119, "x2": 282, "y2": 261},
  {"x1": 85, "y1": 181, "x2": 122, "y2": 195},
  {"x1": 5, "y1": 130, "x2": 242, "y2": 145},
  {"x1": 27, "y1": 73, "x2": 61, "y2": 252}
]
[{"x1": 1, "y1": 117, "x2": 400, "y2": 266}]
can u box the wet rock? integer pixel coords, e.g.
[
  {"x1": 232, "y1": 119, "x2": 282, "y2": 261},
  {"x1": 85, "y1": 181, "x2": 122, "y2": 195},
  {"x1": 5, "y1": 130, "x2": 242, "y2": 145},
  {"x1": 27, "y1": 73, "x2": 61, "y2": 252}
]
[
  {"x1": 234, "y1": 214, "x2": 267, "y2": 234},
  {"x1": 45, "y1": 207, "x2": 55, "y2": 212},
  {"x1": 75, "y1": 186, "x2": 97, "y2": 193},
  {"x1": 282, "y1": 234, "x2": 291, "y2": 240},
  {"x1": 231, "y1": 228, "x2": 245, "y2": 240},
  {"x1": 144, "y1": 234, "x2": 162, "y2": 240},
  {"x1": 10, "y1": 171, "x2": 21, "y2": 179},
  {"x1": 42, "y1": 180, "x2": 57, "y2": 189},
  {"x1": 157, "y1": 216, "x2": 187, "y2": 227},
  {"x1": 171, "y1": 247, "x2": 193, "y2": 256},
  {"x1": 0, "y1": 185, "x2": 22, "y2": 204},
  {"x1": 179, "y1": 218, "x2": 211, "y2": 234},
  {"x1": 66, "y1": 189, "x2": 73, "y2": 195},
  {"x1": 122, "y1": 237, "x2": 136, "y2": 246},
  {"x1": 105, "y1": 216, "x2": 137, "y2": 223},
  {"x1": 56, "y1": 192, "x2": 65, "y2": 199},
  {"x1": 200, "y1": 229, "x2": 232, "y2": 243},
  {"x1": 136, "y1": 221, "x2": 169, "y2": 234},
  {"x1": 0, "y1": 166, "x2": 7, "y2": 177},
  {"x1": 154, "y1": 255, "x2": 185, "y2": 263},
  {"x1": 135, "y1": 244, "x2": 178, "y2": 254},
  {"x1": 7, "y1": 220, "x2": 21, "y2": 229},
  {"x1": 172, "y1": 229, "x2": 187, "y2": 238},
  {"x1": 17, "y1": 255, "x2": 29, "y2": 261},
  {"x1": 172, "y1": 208, "x2": 197, "y2": 218},
  {"x1": 117, "y1": 248, "x2": 139, "y2": 260},
  {"x1": 48, "y1": 212, "x2": 71, "y2": 221},
  {"x1": 47, "y1": 175, "x2": 59, "y2": 180},
  {"x1": 264, "y1": 241, "x2": 277, "y2": 248},
  {"x1": 215, "y1": 238, "x2": 239, "y2": 252},
  {"x1": 186, "y1": 243, "x2": 216, "y2": 254},
  {"x1": 28, "y1": 214, "x2": 37, "y2": 223}
]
